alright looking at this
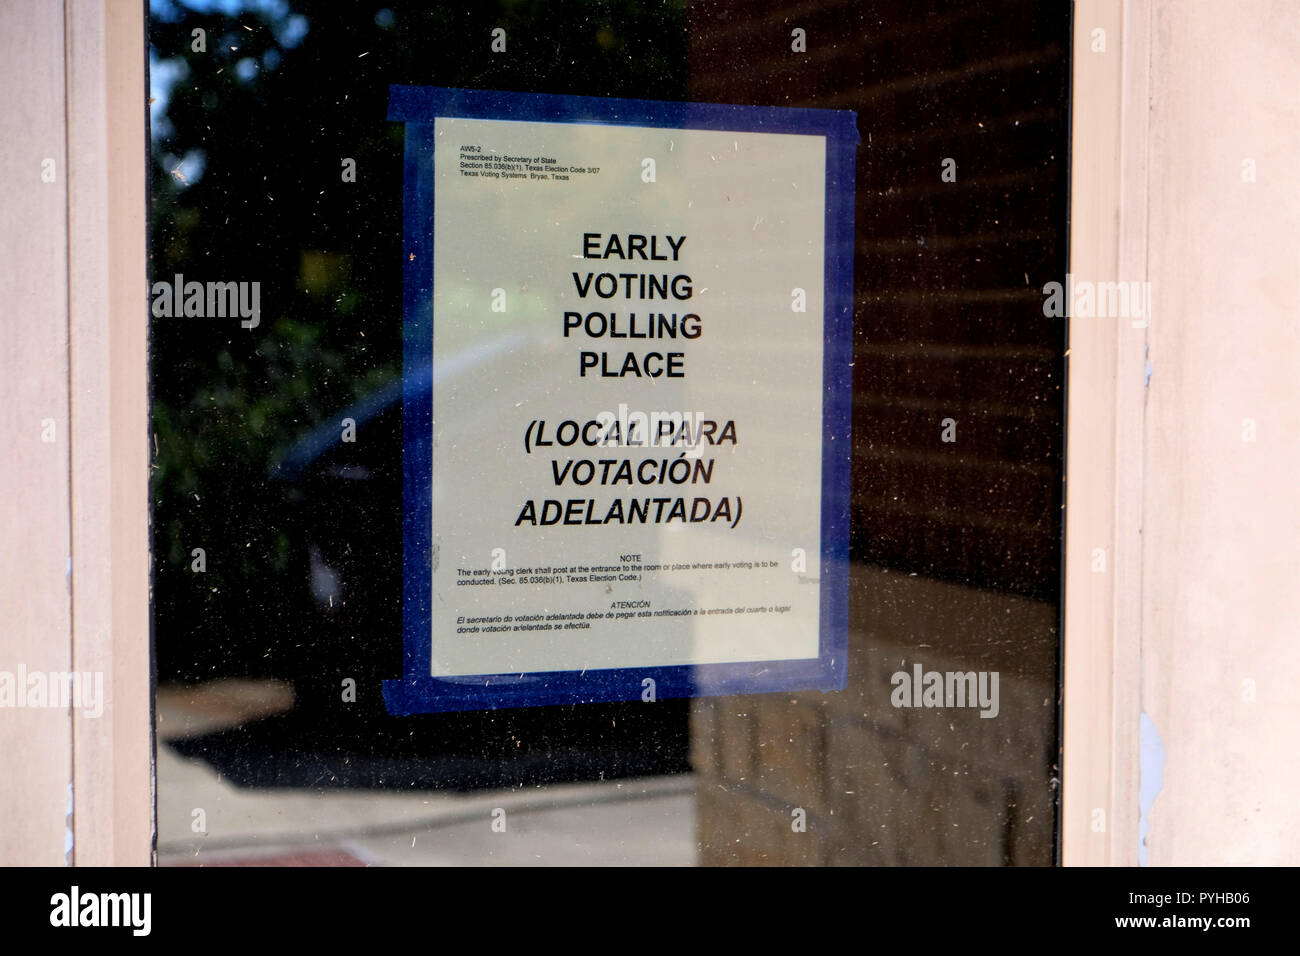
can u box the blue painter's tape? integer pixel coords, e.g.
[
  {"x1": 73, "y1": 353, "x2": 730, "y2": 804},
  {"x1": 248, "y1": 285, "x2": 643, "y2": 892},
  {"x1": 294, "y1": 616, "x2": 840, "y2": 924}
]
[{"x1": 384, "y1": 86, "x2": 857, "y2": 715}]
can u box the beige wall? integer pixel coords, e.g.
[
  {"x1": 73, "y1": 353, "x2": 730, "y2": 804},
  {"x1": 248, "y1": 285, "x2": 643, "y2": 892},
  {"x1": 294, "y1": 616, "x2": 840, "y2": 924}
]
[
  {"x1": 0, "y1": 0, "x2": 75, "y2": 868},
  {"x1": 1137, "y1": 0, "x2": 1300, "y2": 865},
  {"x1": 1065, "y1": 0, "x2": 1300, "y2": 865}
]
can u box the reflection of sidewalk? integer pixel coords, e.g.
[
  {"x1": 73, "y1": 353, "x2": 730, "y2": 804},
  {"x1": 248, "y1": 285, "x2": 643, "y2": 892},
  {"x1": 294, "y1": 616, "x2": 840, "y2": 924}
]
[{"x1": 156, "y1": 681, "x2": 696, "y2": 866}]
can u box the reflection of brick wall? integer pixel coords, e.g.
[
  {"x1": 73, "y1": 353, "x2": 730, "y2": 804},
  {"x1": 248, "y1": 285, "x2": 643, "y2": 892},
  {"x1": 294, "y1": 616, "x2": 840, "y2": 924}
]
[
  {"x1": 687, "y1": 0, "x2": 1068, "y2": 864},
  {"x1": 688, "y1": 0, "x2": 1068, "y2": 598},
  {"x1": 692, "y1": 569, "x2": 1057, "y2": 865}
]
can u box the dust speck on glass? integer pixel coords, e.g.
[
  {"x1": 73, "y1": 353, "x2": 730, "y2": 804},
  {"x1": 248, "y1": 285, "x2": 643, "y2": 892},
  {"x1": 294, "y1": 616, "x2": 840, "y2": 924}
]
[{"x1": 149, "y1": 0, "x2": 1068, "y2": 866}]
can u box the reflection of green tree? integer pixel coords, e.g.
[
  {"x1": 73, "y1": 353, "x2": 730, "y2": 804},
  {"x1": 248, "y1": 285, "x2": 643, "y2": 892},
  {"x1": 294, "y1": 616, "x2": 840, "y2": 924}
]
[{"x1": 149, "y1": 0, "x2": 687, "y2": 678}]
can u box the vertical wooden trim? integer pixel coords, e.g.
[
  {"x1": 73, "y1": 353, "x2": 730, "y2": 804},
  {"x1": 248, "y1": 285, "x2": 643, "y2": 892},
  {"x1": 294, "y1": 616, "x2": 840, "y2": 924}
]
[
  {"x1": 0, "y1": 0, "x2": 75, "y2": 867},
  {"x1": 1062, "y1": 0, "x2": 1148, "y2": 866},
  {"x1": 67, "y1": 0, "x2": 152, "y2": 865},
  {"x1": 106, "y1": 0, "x2": 154, "y2": 867},
  {"x1": 1107, "y1": 0, "x2": 1150, "y2": 869}
]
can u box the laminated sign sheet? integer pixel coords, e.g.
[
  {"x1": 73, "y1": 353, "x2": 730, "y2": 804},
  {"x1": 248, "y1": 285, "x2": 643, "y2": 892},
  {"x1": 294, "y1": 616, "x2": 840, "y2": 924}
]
[{"x1": 384, "y1": 86, "x2": 858, "y2": 714}]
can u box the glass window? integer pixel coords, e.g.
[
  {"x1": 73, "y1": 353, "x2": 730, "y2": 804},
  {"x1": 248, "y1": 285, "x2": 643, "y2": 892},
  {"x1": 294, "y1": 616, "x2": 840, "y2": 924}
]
[{"x1": 150, "y1": 0, "x2": 1068, "y2": 866}]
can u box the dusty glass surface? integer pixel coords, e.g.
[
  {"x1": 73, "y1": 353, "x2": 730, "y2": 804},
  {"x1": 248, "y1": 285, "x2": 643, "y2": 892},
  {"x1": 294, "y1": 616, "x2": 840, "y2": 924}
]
[{"x1": 150, "y1": 0, "x2": 1068, "y2": 866}]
